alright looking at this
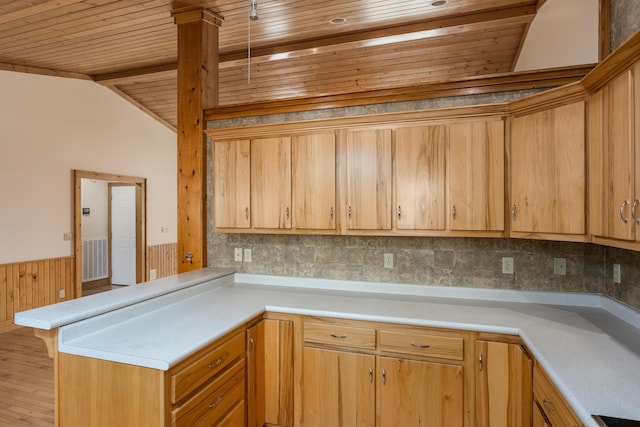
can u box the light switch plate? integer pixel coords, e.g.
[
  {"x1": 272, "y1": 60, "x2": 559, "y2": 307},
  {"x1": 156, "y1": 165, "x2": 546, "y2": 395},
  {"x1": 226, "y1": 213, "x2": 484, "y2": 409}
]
[
  {"x1": 244, "y1": 248, "x2": 252, "y2": 263},
  {"x1": 384, "y1": 253, "x2": 394, "y2": 269},
  {"x1": 553, "y1": 258, "x2": 566, "y2": 276},
  {"x1": 613, "y1": 263, "x2": 621, "y2": 284},
  {"x1": 502, "y1": 257, "x2": 514, "y2": 275}
]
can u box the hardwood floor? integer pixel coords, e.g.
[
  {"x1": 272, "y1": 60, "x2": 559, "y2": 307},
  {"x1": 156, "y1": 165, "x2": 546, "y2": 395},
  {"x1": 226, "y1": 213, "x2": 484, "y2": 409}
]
[{"x1": 0, "y1": 327, "x2": 54, "y2": 427}]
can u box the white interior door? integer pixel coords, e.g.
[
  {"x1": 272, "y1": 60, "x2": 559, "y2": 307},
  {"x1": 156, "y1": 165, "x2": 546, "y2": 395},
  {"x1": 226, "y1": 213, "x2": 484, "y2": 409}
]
[{"x1": 111, "y1": 185, "x2": 136, "y2": 285}]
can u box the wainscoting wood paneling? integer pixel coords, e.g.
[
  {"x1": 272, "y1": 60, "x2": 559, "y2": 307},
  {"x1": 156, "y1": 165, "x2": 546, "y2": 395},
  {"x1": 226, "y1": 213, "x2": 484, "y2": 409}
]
[
  {"x1": 0, "y1": 257, "x2": 74, "y2": 333},
  {"x1": 147, "y1": 243, "x2": 178, "y2": 280}
]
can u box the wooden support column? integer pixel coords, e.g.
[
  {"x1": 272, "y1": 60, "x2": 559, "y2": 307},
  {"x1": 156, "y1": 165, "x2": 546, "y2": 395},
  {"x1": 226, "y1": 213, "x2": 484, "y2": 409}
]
[{"x1": 173, "y1": 8, "x2": 222, "y2": 272}]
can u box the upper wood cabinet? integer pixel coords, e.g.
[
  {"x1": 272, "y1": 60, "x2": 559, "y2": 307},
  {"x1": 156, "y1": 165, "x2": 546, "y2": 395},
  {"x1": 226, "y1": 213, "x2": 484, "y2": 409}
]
[
  {"x1": 395, "y1": 125, "x2": 447, "y2": 230},
  {"x1": 213, "y1": 139, "x2": 251, "y2": 229},
  {"x1": 251, "y1": 137, "x2": 292, "y2": 229},
  {"x1": 589, "y1": 66, "x2": 640, "y2": 245},
  {"x1": 510, "y1": 101, "x2": 586, "y2": 238},
  {"x1": 449, "y1": 120, "x2": 505, "y2": 232},
  {"x1": 344, "y1": 129, "x2": 393, "y2": 231},
  {"x1": 292, "y1": 133, "x2": 336, "y2": 230}
]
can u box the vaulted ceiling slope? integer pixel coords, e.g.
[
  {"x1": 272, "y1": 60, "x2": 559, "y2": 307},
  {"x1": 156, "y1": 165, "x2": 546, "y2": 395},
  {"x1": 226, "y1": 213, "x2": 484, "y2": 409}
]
[{"x1": 0, "y1": 0, "x2": 581, "y2": 130}]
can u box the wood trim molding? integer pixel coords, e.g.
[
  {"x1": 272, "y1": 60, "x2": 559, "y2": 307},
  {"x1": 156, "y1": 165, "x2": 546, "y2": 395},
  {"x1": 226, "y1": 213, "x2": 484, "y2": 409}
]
[
  {"x1": 599, "y1": 0, "x2": 611, "y2": 61},
  {"x1": 0, "y1": 62, "x2": 92, "y2": 81},
  {"x1": 583, "y1": 26, "x2": 640, "y2": 91},
  {"x1": 206, "y1": 104, "x2": 509, "y2": 140},
  {"x1": 205, "y1": 65, "x2": 593, "y2": 121},
  {"x1": 508, "y1": 81, "x2": 588, "y2": 116}
]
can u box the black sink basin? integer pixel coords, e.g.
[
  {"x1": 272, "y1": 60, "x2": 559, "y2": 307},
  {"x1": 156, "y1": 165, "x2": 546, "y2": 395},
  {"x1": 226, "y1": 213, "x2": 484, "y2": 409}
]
[{"x1": 594, "y1": 415, "x2": 640, "y2": 427}]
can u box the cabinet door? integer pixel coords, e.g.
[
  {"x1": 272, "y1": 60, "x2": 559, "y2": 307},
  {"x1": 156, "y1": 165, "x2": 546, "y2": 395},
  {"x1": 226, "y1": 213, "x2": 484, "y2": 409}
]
[
  {"x1": 251, "y1": 137, "x2": 292, "y2": 229},
  {"x1": 247, "y1": 320, "x2": 294, "y2": 427},
  {"x1": 292, "y1": 133, "x2": 336, "y2": 230},
  {"x1": 395, "y1": 125, "x2": 446, "y2": 230},
  {"x1": 379, "y1": 356, "x2": 463, "y2": 427},
  {"x1": 533, "y1": 402, "x2": 552, "y2": 427},
  {"x1": 511, "y1": 102, "x2": 585, "y2": 235},
  {"x1": 449, "y1": 121, "x2": 504, "y2": 231},
  {"x1": 589, "y1": 72, "x2": 635, "y2": 241},
  {"x1": 303, "y1": 347, "x2": 375, "y2": 427},
  {"x1": 476, "y1": 341, "x2": 533, "y2": 427},
  {"x1": 213, "y1": 140, "x2": 250, "y2": 229},
  {"x1": 345, "y1": 129, "x2": 392, "y2": 230}
]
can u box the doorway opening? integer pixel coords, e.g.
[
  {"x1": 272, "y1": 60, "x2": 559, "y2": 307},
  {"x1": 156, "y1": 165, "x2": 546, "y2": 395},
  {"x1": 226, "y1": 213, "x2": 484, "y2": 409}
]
[{"x1": 74, "y1": 170, "x2": 146, "y2": 298}]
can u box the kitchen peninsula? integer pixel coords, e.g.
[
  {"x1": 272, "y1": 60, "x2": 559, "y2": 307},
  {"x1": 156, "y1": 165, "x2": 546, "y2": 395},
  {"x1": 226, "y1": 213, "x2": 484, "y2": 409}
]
[{"x1": 15, "y1": 267, "x2": 640, "y2": 427}]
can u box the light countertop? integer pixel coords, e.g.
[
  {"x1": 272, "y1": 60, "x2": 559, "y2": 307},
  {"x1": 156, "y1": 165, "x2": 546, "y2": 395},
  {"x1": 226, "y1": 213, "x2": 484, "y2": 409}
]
[{"x1": 14, "y1": 269, "x2": 640, "y2": 427}]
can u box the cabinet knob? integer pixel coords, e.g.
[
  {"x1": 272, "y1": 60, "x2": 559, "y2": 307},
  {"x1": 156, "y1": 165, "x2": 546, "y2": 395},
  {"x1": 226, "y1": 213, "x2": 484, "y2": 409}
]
[
  {"x1": 620, "y1": 200, "x2": 630, "y2": 224},
  {"x1": 632, "y1": 199, "x2": 640, "y2": 225}
]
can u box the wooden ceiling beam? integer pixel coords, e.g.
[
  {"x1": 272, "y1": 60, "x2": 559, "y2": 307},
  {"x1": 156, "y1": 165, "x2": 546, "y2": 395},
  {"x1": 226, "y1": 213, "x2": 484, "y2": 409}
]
[
  {"x1": 0, "y1": 62, "x2": 92, "y2": 80},
  {"x1": 94, "y1": 63, "x2": 178, "y2": 86},
  {"x1": 218, "y1": 5, "x2": 537, "y2": 64}
]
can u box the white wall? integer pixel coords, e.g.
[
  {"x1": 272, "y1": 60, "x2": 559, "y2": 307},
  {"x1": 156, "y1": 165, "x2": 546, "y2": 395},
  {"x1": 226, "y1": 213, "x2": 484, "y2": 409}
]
[
  {"x1": 0, "y1": 71, "x2": 177, "y2": 264},
  {"x1": 514, "y1": 0, "x2": 598, "y2": 71},
  {"x1": 80, "y1": 179, "x2": 108, "y2": 239}
]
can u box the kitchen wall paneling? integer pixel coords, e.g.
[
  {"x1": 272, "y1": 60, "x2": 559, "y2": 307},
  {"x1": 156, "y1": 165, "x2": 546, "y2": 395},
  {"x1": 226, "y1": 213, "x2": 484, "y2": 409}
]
[
  {"x1": 0, "y1": 256, "x2": 74, "y2": 333},
  {"x1": 147, "y1": 243, "x2": 178, "y2": 280}
]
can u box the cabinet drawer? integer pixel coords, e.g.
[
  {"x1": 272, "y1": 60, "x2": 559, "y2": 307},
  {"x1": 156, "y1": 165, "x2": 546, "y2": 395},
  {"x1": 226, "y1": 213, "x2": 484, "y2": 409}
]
[
  {"x1": 171, "y1": 332, "x2": 245, "y2": 404},
  {"x1": 533, "y1": 364, "x2": 582, "y2": 427},
  {"x1": 378, "y1": 330, "x2": 464, "y2": 360},
  {"x1": 304, "y1": 321, "x2": 376, "y2": 350},
  {"x1": 172, "y1": 359, "x2": 245, "y2": 427},
  {"x1": 216, "y1": 400, "x2": 245, "y2": 427}
]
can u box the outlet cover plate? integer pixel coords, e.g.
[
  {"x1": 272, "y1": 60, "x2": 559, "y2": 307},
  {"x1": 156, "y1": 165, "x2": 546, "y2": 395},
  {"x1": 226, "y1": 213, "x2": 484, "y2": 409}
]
[
  {"x1": 244, "y1": 248, "x2": 252, "y2": 262},
  {"x1": 502, "y1": 257, "x2": 514, "y2": 275},
  {"x1": 613, "y1": 263, "x2": 621, "y2": 284},
  {"x1": 554, "y1": 258, "x2": 566, "y2": 276},
  {"x1": 384, "y1": 253, "x2": 394, "y2": 269},
  {"x1": 234, "y1": 248, "x2": 243, "y2": 262}
]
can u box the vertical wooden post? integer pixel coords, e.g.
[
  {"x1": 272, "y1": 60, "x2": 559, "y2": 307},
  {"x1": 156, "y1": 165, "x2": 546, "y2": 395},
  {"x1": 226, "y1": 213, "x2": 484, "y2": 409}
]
[
  {"x1": 599, "y1": 0, "x2": 611, "y2": 61},
  {"x1": 173, "y1": 8, "x2": 222, "y2": 272}
]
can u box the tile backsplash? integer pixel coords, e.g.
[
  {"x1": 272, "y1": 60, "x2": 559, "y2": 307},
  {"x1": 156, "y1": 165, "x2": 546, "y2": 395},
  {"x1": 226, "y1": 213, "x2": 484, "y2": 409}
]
[{"x1": 208, "y1": 233, "x2": 640, "y2": 311}]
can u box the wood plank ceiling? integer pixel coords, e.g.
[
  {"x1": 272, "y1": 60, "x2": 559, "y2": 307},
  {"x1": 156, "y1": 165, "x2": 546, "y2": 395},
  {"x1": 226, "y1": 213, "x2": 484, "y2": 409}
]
[{"x1": 0, "y1": 0, "x2": 544, "y2": 130}]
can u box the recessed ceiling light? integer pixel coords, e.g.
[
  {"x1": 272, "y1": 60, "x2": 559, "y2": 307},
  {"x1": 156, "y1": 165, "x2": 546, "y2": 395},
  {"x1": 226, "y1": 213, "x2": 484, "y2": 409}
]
[
  {"x1": 431, "y1": 0, "x2": 447, "y2": 6},
  {"x1": 329, "y1": 17, "x2": 347, "y2": 25}
]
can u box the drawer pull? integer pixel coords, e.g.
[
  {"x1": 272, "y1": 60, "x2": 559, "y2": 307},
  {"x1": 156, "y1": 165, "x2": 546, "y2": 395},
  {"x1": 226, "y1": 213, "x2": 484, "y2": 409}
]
[
  {"x1": 208, "y1": 396, "x2": 223, "y2": 409},
  {"x1": 381, "y1": 368, "x2": 386, "y2": 385},
  {"x1": 542, "y1": 398, "x2": 556, "y2": 415},
  {"x1": 411, "y1": 343, "x2": 430, "y2": 349},
  {"x1": 330, "y1": 334, "x2": 347, "y2": 339},
  {"x1": 369, "y1": 367, "x2": 373, "y2": 383},
  {"x1": 208, "y1": 357, "x2": 223, "y2": 369}
]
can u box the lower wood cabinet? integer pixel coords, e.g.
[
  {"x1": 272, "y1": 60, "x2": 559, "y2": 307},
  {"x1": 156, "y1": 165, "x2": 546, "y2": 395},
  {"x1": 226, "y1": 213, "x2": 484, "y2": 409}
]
[
  {"x1": 533, "y1": 363, "x2": 583, "y2": 427},
  {"x1": 475, "y1": 340, "x2": 533, "y2": 427},
  {"x1": 58, "y1": 328, "x2": 247, "y2": 427}
]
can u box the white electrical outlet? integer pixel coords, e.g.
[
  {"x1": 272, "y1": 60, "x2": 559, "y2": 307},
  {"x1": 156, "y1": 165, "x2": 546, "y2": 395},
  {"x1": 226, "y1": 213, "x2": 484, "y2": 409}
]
[
  {"x1": 149, "y1": 269, "x2": 157, "y2": 280},
  {"x1": 244, "y1": 248, "x2": 252, "y2": 262},
  {"x1": 502, "y1": 257, "x2": 514, "y2": 274},
  {"x1": 234, "y1": 248, "x2": 243, "y2": 262},
  {"x1": 613, "y1": 263, "x2": 621, "y2": 284},
  {"x1": 384, "y1": 253, "x2": 394, "y2": 269},
  {"x1": 59, "y1": 289, "x2": 65, "y2": 299},
  {"x1": 553, "y1": 258, "x2": 566, "y2": 276}
]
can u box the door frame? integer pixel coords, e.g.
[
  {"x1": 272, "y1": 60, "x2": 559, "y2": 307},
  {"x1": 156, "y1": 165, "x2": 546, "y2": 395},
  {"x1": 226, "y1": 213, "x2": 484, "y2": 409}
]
[{"x1": 74, "y1": 170, "x2": 146, "y2": 299}]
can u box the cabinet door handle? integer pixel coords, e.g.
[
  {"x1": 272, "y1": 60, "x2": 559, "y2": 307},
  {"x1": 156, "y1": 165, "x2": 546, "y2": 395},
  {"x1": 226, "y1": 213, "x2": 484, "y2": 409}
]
[
  {"x1": 286, "y1": 207, "x2": 290, "y2": 220},
  {"x1": 248, "y1": 337, "x2": 256, "y2": 357},
  {"x1": 244, "y1": 207, "x2": 249, "y2": 220},
  {"x1": 397, "y1": 206, "x2": 402, "y2": 220},
  {"x1": 511, "y1": 204, "x2": 517, "y2": 220},
  {"x1": 348, "y1": 206, "x2": 352, "y2": 220},
  {"x1": 381, "y1": 368, "x2": 386, "y2": 385},
  {"x1": 632, "y1": 199, "x2": 640, "y2": 224},
  {"x1": 411, "y1": 343, "x2": 430, "y2": 349},
  {"x1": 330, "y1": 206, "x2": 334, "y2": 220},
  {"x1": 452, "y1": 205, "x2": 457, "y2": 220},
  {"x1": 542, "y1": 398, "x2": 556, "y2": 415},
  {"x1": 209, "y1": 395, "x2": 223, "y2": 408},
  {"x1": 620, "y1": 200, "x2": 630, "y2": 224},
  {"x1": 478, "y1": 352, "x2": 483, "y2": 371},
  {"x1": 208, "y1": 356, "x2": 223, "y2": 368},
  {"x1": 330, "y1": 333, "x2": 347, "y2": 339},
  {"x1": 369, "y1": 367, "x2": 373, "y2": 383}
]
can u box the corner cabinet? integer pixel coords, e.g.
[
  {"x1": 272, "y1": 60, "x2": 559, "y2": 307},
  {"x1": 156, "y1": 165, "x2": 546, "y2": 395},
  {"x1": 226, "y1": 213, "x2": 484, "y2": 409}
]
[
  {"x1": 510, "y1": 101, "x2": 586, "y2": 240},
  {"x1": 588, "y1": 62, "x2": 640, "y2": 249}
]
